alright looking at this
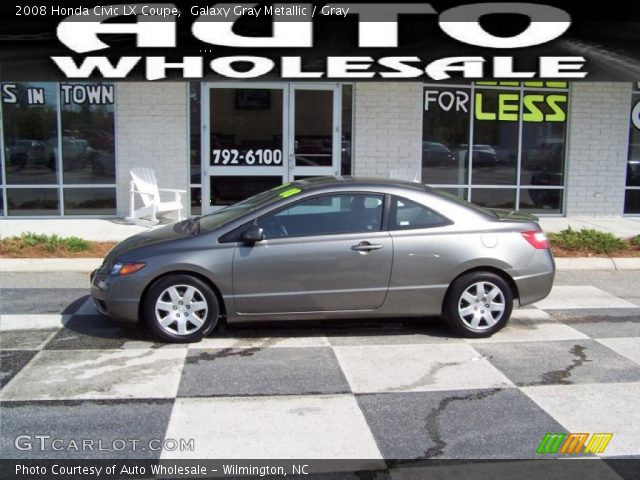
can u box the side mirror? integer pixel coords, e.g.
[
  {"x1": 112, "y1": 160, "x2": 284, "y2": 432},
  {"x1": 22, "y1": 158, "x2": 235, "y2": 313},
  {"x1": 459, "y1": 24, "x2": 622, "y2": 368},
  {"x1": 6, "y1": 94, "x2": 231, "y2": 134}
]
[{"x1": 242, "y1": 225, "x2": 265, "y2": 245}]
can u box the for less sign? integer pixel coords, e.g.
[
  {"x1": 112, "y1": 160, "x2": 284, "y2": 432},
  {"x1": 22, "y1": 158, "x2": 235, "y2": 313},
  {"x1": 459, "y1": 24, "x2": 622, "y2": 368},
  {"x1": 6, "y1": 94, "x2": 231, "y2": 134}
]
[{"x1": 425, "y1": 82, "x2": 568, "y2": 122}]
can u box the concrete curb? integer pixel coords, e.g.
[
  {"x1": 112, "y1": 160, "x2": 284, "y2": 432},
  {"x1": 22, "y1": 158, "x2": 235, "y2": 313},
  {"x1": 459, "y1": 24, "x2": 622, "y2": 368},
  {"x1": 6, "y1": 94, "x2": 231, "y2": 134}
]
[
  {"x1": 0, "y1": 258, "x2": 102, "y2": 273},
  {"x1": 1, "y1": 257, "x2": 640, "y2": 273}
]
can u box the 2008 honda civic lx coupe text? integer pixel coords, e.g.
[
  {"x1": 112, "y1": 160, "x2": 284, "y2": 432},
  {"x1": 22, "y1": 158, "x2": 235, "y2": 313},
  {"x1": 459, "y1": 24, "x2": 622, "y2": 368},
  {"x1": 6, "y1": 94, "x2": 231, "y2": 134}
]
[{"x1": 90, "y1": 177, "x2": 555, "y2": 343}]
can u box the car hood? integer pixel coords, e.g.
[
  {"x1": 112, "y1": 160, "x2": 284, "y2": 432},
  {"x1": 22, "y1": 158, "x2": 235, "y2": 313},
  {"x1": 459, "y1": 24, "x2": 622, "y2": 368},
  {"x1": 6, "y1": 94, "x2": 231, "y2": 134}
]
[{"x1": 105, "y1": 222, "x2": 193, "y2": 261}]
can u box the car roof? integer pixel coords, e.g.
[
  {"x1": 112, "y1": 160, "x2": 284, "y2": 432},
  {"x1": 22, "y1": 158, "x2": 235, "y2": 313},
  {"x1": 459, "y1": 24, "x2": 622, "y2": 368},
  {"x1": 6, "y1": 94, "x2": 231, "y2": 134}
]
[
  {"x1": 289, "y1": 176, "x2": 498, "y2": 222},
  {"x1": 293, "y1": 176, "x2": 429, "y2": 193}
]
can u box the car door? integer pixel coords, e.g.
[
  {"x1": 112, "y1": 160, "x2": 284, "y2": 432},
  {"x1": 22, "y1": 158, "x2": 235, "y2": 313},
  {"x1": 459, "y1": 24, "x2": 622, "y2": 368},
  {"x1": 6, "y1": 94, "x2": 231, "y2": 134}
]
[
  {"x1": 386, "y1": 195, "x2": 456, "y2": 314},
  {"x1": 232, "y1": 193, "x2": 393, "y2": 314}
]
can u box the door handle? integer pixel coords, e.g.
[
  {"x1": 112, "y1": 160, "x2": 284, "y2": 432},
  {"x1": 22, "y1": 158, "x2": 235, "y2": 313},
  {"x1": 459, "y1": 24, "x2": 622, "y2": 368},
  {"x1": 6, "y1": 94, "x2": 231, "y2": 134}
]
[{"x1": 351, "y1": 242, "x2": 384, "y2": 252}]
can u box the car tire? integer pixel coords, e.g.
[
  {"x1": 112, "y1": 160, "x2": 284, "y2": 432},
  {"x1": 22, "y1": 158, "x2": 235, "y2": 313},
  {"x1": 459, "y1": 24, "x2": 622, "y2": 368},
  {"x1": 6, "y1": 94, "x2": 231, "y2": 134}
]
[
  {"x1": 443, "y1": 271, "x2": 513, "y2": 338},
  {"x1": 143, "y1": 274, "x2": 219, "y2": 343}
]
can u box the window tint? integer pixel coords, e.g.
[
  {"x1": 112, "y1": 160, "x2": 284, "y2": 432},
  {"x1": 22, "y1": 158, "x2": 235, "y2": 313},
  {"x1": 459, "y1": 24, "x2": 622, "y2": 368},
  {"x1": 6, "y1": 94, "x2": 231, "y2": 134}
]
[
  {"x1": 390, "y1": 196, "x2": 449, "y2": 230},
  {"x1": 258, "y1": 193, "x2": 383, "y2": 239}
]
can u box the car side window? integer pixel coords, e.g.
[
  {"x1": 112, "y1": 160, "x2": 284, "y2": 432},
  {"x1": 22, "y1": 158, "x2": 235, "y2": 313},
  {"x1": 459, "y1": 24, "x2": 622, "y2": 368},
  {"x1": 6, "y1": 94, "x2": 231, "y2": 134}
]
[
  {"x1": 257, "y1": 193, "x2": 384, "y2": 239},
  {"x1": 390, "y1": 196, "x2": 450, "y2": 230}
]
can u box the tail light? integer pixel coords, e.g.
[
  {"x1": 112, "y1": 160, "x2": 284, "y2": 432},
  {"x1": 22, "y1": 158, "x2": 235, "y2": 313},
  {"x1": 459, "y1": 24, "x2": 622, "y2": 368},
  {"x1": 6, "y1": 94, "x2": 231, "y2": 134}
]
[{"x1": 521, "y1": 230, "x2": 550, "y2": 249}]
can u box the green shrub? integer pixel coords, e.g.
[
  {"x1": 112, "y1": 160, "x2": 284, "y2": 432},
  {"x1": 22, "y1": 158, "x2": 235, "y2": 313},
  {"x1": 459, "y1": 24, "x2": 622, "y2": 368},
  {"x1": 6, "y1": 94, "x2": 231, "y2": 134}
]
[
  {"x1": 548, "y1": 227, "x2": 627, "y2": 254},
  {"x1": 9, "y1": 232, "x2": 90, "y2": 253},
  {"x1": 63, "y1": 236, "x2": 91, "y2": 252},
  {"x1": 633, "y1": 235, "x2": 640, "y2": 247}
]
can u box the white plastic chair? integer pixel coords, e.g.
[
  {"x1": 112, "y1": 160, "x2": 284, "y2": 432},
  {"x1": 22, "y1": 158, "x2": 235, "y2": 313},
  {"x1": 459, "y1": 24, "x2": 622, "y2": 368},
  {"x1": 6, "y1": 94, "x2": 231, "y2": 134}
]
[
  {"x1": 389, "y1": 168, "x2": 421, "y2": 183},
  {"x1": 126, "y1": 168, "x2": 185, "y2": 224}
]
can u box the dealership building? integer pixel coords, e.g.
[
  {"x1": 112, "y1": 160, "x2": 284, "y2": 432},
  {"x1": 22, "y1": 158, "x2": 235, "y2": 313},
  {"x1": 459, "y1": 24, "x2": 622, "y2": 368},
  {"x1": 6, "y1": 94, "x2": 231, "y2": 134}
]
[{"x1": 1, "y1": 80, "x2": 639, "y2": 219}]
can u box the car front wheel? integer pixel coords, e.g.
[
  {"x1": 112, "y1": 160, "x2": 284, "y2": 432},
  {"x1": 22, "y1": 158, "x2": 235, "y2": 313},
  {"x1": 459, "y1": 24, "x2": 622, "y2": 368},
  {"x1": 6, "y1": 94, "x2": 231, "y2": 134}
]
[
  {"x1": 444, "y1": 272, "x2": 513, "y2": 338},
  {"x1": 143, "y1": 274, "x2": 219, "y2": 343}
]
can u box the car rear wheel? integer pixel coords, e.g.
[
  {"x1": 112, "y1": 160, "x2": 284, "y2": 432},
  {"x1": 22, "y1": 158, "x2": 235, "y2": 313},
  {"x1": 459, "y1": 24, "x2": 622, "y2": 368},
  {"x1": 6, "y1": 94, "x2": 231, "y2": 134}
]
[
  {"x1": 444, "y1": 272, "x2": 513, "y2": 338},
  {"x1": 143, "y1": 274, "x2": 219, "y2": 343}
]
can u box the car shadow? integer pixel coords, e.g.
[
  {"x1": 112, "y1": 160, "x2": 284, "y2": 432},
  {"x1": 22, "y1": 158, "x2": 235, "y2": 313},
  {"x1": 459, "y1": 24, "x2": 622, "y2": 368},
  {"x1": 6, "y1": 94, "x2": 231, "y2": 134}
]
[
  {"x1": 59, "y1": 295, "x2": 454, "y2": 344},
  {"x1": 216, "y1": 316, "x2": 455, "y2": 341}
]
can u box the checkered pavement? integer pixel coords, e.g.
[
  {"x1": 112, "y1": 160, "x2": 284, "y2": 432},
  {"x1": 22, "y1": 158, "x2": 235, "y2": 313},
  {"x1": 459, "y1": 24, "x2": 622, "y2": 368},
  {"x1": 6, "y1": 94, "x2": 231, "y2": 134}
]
[{"x1": 1, "y1": 284, "x2": 639, "y2": 461}]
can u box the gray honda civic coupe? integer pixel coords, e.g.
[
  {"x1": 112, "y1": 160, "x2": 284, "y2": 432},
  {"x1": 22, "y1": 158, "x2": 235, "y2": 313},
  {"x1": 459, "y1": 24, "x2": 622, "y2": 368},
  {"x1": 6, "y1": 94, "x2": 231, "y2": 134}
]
[{"x1": 90, "y1": 177, "x2": 555, "y2": 342}]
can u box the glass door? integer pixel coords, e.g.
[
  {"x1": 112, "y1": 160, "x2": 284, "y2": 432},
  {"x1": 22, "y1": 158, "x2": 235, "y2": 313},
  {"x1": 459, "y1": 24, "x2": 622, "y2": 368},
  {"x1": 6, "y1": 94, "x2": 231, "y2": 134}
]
[
  {"x1": 201, "y1": 83, "x2": 341, "y2": 214},
  {"x1": 202, "y1": 83, "x2": 287, "y2": 213},
  {"x1": 288, "y1": 84, "x2": 342, "y2": 180}
]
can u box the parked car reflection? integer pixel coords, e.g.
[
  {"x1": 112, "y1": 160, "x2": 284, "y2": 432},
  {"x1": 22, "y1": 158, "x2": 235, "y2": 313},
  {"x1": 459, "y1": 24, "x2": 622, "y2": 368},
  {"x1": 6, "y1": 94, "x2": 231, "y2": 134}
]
[
  {"x1": 7, "y1": 140, "x2": 51, "y2": 170},
  {"x1": 422, "y1": 142, "x2": 456, "y2": 166}
]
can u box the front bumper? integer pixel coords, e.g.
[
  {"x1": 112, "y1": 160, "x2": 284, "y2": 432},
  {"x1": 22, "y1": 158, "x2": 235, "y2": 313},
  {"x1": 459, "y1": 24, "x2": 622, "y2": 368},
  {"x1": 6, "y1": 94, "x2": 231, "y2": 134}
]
[{"x1": 90, "y1": 268, "x2": 144, "y2": 324}]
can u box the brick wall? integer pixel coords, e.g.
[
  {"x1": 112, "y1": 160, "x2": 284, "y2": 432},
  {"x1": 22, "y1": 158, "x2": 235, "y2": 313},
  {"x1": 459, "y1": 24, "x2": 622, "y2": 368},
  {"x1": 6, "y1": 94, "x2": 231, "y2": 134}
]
[
  {"x1": 353, "y1": 83, "x2": 423, "y2": 179},
  {"x1": 115, "y1": 82, "x2": 189, "y2": 218},
  {"x1": 565, "y1": 83, "x2": 632, "y2": 216}
]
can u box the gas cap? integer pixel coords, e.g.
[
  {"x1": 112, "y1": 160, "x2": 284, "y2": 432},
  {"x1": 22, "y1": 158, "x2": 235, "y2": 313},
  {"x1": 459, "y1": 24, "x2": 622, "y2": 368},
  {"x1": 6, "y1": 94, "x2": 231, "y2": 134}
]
[{"x1": 481, "y1": 233, "x2": 498, "y2": 248}]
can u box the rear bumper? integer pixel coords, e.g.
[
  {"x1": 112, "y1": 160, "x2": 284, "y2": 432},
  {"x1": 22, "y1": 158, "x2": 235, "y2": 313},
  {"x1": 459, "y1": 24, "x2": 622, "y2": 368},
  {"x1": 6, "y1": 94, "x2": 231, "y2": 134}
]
[
  {"x1": 513, "y1": 250, "x2": 555, "y2": 307},
  {"x1": 90, "y1": 269, "x2": 143, "y2": 324}
]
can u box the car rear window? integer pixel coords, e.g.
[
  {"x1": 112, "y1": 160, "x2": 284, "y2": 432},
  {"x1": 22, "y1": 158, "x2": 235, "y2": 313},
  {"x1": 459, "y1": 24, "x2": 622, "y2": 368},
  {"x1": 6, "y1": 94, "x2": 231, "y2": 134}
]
[{"x1": 390, "y1": 196, "x2": 450, "y2": 230}]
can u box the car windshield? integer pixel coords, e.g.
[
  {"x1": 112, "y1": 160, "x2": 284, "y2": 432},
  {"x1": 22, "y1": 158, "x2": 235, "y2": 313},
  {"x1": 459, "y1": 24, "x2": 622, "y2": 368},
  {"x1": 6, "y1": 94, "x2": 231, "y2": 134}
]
[{"x1": 196, "y1": 183, "x2": 305, "y2": 232}]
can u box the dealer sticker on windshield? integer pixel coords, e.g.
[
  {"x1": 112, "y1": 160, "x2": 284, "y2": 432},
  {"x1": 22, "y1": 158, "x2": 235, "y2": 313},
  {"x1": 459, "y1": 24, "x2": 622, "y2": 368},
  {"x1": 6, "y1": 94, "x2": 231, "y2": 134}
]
[{"x1": 279, "y1": 188, "x2": 301, "y2": 198}]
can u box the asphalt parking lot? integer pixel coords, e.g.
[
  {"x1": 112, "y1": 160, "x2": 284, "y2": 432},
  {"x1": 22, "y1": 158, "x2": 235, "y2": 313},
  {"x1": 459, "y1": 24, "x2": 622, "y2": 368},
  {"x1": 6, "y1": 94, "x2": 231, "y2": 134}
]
[{"x1": 0, "y1": 271, "x2": 639, "y2": 463}]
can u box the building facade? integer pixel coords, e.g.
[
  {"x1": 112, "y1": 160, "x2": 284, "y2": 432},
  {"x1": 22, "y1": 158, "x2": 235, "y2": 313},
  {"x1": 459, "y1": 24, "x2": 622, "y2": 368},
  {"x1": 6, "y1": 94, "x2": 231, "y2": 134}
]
[{"x1": 1, "y1": 81, "x2": 639, "y2": 218}]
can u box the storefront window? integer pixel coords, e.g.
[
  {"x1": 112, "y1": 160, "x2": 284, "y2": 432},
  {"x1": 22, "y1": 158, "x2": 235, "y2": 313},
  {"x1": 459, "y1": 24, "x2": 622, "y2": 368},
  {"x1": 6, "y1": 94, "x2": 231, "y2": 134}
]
[
  {"x1": 341, "y1": 84, "x2": 353, "y2": 176},
  {"x1": 189, "y1": 83, "x2": 202, "y2": 215},
  {"x1": 1, "y1": 82, "x2": 116, "y2": 216},
  {"x1": 625, "y1": 83, "x2": 640, "y2": 214},
  {"x1": 422, "y1": 87, "x2": 469, "y2": 185},
  {"x1": 3, "y1": 82, "x2": 59, "y2": 186},
  {"x1": 61, "y1": 83, "x2": 115, "y2": 185},
  {"x1": 63, "y1": 187, "x2": 117, "y2": 215},
  {"x1": 472, "y1": 88, "x2": 519, "y2": 186},
  {"x1": 422, "y1": 82, "x2": 569, "y2": 214}
]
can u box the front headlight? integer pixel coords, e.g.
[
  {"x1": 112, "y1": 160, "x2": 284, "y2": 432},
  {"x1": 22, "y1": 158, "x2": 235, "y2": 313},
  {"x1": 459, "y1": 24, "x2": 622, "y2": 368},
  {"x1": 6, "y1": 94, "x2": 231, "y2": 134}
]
[{"x1": 110, "y1": 262, "x2": 146, "y2": 275}]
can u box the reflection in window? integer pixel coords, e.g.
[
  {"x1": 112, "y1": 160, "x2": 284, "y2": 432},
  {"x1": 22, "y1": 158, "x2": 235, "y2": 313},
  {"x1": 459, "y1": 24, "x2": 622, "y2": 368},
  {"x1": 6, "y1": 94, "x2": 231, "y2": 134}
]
[
  {"x1": 294, "y1": 90, "x2": 333, "y2": 167},
  {"x1": 435, "y1": 187, "x2": 467, "y2": 201},
  {"x1": 211, "y1": 176, "x2": 282, "y2": 205},
  {"x1": 519, "y1": 189, "x2": 563, "y2": 214},
  {"x1": 63, "y1": 188, "x2": 116, "y2": 215},
  {"x1": 210, "y1": 88, "x2": 283, "y2": 163},
  {"x1": 422, "y1": 88, "x2": 470, "y2": 185},
  {"x1": 471, "y1": 189, "x2": 516, "y2": 210},
  {"x1": 422, "y1": 83, "x2": 569, "y2": 215},
  {"x1": 472, "y1": 89, "x2": 518, "y2": 186},
  {"x1": 1, "y1": 81, "x2": 117, "y2": 216},
  {"x1": 61, "y1": 83, "x2": 115, "y2": 185},
  {"x1": 3, "y1": 82, "x2": 59, "y2": 185},
  {"x1": 625, "y1": 91, "x2": 640, "y2": 214},
  {"x1": 341, "y1": 85, "x2": 353, "y2": 175},
  {"x1": 625, "y1": 190, "x2": 640, "y2": 214},
  {"x1": 7, "y1": 188, "x2": 59, "y2": 216},
  {"x1": 190, "y1": 187, "x2": 202, "y2": 216},
  {"x1": 190, "y1": 83, "x2": 201, "y2": 184},
  {"x1": 521, "y1": 92, "x2": 567, "y2": 186}
]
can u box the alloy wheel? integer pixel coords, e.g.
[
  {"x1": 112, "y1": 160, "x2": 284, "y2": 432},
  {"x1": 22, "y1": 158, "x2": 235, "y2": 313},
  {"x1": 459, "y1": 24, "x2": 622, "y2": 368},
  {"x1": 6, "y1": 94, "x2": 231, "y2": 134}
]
[
  {"x1": 457, "y1": 281, "x2": 505, "y2": 331},
  {"x1": 154, "y1": 284, "x2": 208, "y2": 336}
]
